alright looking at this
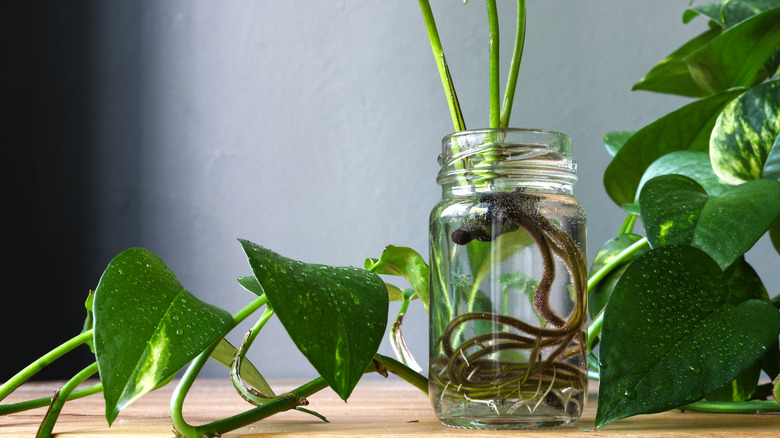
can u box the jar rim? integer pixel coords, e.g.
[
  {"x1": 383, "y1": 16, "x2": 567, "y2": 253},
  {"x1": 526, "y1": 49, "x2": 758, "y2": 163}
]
[
  {"x1": 442, "y1": 128, "x2": 572, "y2": 153},
  {"x1": 437, "y1": 128, "x2": 577, "y2": 189}
]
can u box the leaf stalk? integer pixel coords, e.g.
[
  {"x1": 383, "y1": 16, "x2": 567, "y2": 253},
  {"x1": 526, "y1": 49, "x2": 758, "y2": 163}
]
[
  {"x1": 0, "y1": 330, "x2": 93, "y2": 402},
  {"x1": 418, "y1": 0, "x2": 466, "y2": 131},
  {"x1": 500, "y1": 0, "x2": 526, "y2": 128}
]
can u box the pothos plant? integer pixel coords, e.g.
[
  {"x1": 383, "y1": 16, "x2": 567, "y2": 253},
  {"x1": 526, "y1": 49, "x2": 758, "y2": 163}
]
[
  {"x1": 589, "y1": 0, "x2": 780, "y2": 428},
  {"x1": 1, "y1": 1, "x2": 779, "y2": 437}
]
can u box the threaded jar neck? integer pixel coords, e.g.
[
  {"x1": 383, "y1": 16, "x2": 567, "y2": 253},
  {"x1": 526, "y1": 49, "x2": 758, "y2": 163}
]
[{"x1": 437, "y1": 128, "x2": 577, "y2": 195}]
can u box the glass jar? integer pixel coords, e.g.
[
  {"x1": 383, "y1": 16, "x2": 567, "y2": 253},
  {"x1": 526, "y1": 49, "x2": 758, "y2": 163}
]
[{"x1": 428, "y1": 129, "x2": 588, "y2": 429}]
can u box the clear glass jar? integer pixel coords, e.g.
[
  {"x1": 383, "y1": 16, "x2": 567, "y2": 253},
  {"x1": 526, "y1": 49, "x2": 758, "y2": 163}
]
[{"x1": 428, "y1": 129, "x2": 588, "y2": 429}]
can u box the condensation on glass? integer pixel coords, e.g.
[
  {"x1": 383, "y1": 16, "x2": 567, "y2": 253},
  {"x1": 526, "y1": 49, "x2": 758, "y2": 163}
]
[{"x1": 429, "y1": 129, "x2": 588, "y2": 429}]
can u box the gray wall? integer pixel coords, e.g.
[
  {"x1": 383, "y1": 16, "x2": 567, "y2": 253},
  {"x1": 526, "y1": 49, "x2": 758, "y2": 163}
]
[{"x1": 4, "y1": 1, "x2": 776, "y2": 379}]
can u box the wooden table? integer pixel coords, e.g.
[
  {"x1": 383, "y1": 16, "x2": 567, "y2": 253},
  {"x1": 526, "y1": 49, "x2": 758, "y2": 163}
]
[{"x1": 3, "y1": 377, "x2": 780, "y2": 437}]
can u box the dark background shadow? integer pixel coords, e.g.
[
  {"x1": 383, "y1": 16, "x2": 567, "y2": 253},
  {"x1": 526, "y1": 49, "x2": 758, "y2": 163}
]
[{"x1": 0, "y1": 2, "x2": 142, "y2": 380}]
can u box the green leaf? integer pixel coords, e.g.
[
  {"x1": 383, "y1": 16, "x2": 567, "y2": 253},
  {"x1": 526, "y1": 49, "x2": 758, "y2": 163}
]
[
  {"x1": 683, "y1": 6, "x2": 780, "y2": 94},
  {"x1": 588, "y1": 233, "x2": 649, "y2": 319},
  {"x1": 714, "y1": 256, "x2": 772, "y2": 401},
  {"x1": 604, "y1": 90, "x2": 742, "y2": 207},
  {"x1": 705, "y1": 361, "x2": 762, "y2": 401},
  {"x1": 466, "y1": 227, "x2": 535, "y2": 293},
  {"x1": 365, "y1": 245, "x2": 429, "y2": 312},
  {"x1": 725, "y1": 257, "x2": 771, "y2": 305},
  {"x1": 764, "y1": 135, "x2": 780, "y2": 179},
  {"x1": 723, "y1": 1, "x2": 780, "y2": 27},
  {"x1": 596, "y1": 245, "x2": 780, "y2": 428},
  {"x1": 210, "y1": 338, "x2": 275, "y2": 398},
  {"x1": 604, "y1": 131, "x2": 634, "y2": 157},
  {"x1": 93, "y1": 248, "x2": 233, "y2": 424},
  {"x1": 632, "y1": 28, "x2": 721, "y2": 98},
  {"x1": 240, "y1": 239, "x2": 388, "y2": 400},
  {"x1": 763, "y1": 339, "x2": 780, "y2": 380},
  {"x1": 771, "y1": 216, "x2": 780, "y2": 255},
  {"x1": 639, "y1": 175, "x2": 780, "y2": 269},
  {"x1": 683, "y1": 3, "x2": 725, "y2": 24},
  {"x1": 631, "y1": 150, "x2": 732, "y2": 209},
  {"x1": 710, "y1": 79, "x2": 780, "y2": 184},
  {"x1": 237, "y1": 276, "x2": 265, "y2": 296}
]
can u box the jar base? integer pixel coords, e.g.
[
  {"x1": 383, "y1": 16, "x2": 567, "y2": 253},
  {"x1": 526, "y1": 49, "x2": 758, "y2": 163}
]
[{"x1": 437, "y1": 414, "x2": 579, "y2": 430}]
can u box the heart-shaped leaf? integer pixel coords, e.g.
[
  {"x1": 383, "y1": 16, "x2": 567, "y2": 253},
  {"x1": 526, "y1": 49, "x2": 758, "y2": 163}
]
[
  {"x1": 588, "y1": 233, "x2": 649, "y2": 319},
  {"x1": 365, "y1": 245, "x2": 429, "y2": 312},
  {"x1": 632, "y1": 28, "x2": 721, "y2": 98},
  {"x1": 639, "y1": 174, "x2": 780, "y2": 269},
  {"x1": 623, "y1": 150, "x2": 733, "y2": 212},
  {"x1": 683, "y1": 7, "x2": 780, "y2": 94},
  {"x1": 604, "y1": 90, "x2": 742, "y2": 207},
  {"x1": 710, "y1": 79, "x2": 780, "y2": 184},
  {"x1": 93, "y1": 248, "x2": 233, "y2": 424},
  {"x1": 637, "y1": 151, "x2": 732, "y2": 199},
  {"x1": 240, "y1": 239, "x2": 388, "y2": 400},
  {"x1": 596, "y1": 245, "x2": 780, "y2": 428}
]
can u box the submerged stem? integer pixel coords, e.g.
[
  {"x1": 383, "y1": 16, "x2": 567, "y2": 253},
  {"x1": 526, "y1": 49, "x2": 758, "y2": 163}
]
[{"x1": 437, "y1": 190, "x2": 587, "y2": 407}]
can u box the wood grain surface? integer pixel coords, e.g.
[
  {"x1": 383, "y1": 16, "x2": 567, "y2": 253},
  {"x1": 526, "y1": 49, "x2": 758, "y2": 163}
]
[{"x1": 2, "y1": 378, "x2": 780, "y2": 437}]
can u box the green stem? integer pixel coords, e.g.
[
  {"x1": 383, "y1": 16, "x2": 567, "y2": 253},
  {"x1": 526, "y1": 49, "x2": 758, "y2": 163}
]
[
  {"x1": 232, "y1": 295, "x2": 269, "y2": 326},
  {"x1": 486, "y1": 0, "x2": 500, "y2": 129},
  {"x1": 587, "y1": 310, "x2": 604, "y2": 354},
  {"x1": 499, "y1": 0, "x2": 526, "y2": 128},
  {"x1": 619, "y1": 214, "x2": 637, "y2": 235},
  {"x1": 179, "y1": 374, "x2": 331, "y2": 438},
  {"x1": 231, "y1": 307, "x2": 276, "y2": 403},
  {"x1": 36, "y1": 362, "x2": 99, "y2": 438},
  {"x1": 170, "y1": 295, "x2": 268, "y2": 438},
  {"x1": 373, "y1": 353, "x2": 429, "y2": 395},
  {"x1": 681, "y1": 400, "x2": 780, "y2": 413},
  {"x1": 418, "y1": 0, "x2": 466, "y2": 131},
  {"x1": 0, "y1": 383, "x2": 102, "y2": 415},
  {"x1": 587, "y1": 237, "x2": 649, "y2": 291},
  {"x1": 172, "y1": 349, "x2": 427, "y2": 437},
  {"x1": 0, "y1": 330, "x2": 93, "y2": 402}
]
